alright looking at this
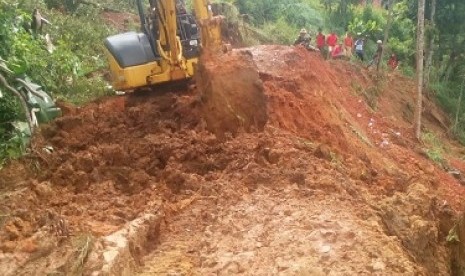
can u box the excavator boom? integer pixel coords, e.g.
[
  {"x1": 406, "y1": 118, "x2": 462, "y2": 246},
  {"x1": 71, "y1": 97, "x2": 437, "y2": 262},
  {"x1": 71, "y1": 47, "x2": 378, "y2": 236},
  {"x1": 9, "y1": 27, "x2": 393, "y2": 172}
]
[{"x1": 193, "y1": 0, "x2": 222, "y2": 51}]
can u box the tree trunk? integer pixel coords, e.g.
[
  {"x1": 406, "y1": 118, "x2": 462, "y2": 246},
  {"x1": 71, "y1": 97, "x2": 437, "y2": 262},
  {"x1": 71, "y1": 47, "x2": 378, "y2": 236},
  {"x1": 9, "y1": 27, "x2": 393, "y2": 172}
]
[
  {"x1": 423, "y1": 0, "x2": 436, "y2": 88},
  {"x1": 377, "y1": 0, "x2": 395, "y2": 71},
  {"x1": 415, "y1": 0, "x2": 425, "y2": 139},
  {"x1": 455, "y1": 79, "x2": 465, "y2": 132}
]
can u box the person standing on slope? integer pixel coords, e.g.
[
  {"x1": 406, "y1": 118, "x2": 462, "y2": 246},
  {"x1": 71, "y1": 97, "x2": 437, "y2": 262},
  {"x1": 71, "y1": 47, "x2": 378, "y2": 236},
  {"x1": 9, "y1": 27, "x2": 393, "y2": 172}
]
[
  {"x1": 354, "y1": 33, "x2": 365, "y2": 61},
  {"x1": 326, "y1": 30, "x2": 338, "y2": 59},
  {"x1": 331, "y1": 43, "x2": 345, "y2": 59},
  {"x1": 344, "y1": 32, "x2": 354, "y2": 58},
  {"x1": 367, "y1": 40, "x2": 383, "y2": 69},
  {"x1": 388, "y1": 53, "x2": 399, "y2": 70},
  {"x1": 294, "y1": 28, "x2": 310, "y2": 48},
  {"x1": 316, "y1": 27, "x2": 326, "y2": 54}
]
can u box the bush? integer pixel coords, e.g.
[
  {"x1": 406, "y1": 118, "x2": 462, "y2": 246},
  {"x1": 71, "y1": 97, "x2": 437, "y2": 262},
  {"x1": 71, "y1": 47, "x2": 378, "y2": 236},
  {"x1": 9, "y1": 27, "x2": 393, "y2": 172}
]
[
  {"x1": 0, "y1": 127, "x2": 28, "y2": 167},
  {"x1": 400, "y1": 64, "x2": 415, "y2": 78},
  {"x1": 0, "y1": 93, "x2": 21, "y2": 141},
  {"x1": 230, "y1": 0, "x2": 325, "y2": 44},
  {"x1": 1, "y1": 2, "x2": 114, "y2": 94},
  {"x1": 348, "y1": 5, "x2": 385, "y2": 38},
  {"x1": 0, "y1": 0, "x2": 115, "y2": 163},
  {"x1": 261, "y1": 17, "x2": 299, "y2": 45},
  {"x1": 59, "y1": 77, "x2": 112, "y2": 105},
  {"x1": 388, "y1": 1, "x2": 415, "y2": 63}
]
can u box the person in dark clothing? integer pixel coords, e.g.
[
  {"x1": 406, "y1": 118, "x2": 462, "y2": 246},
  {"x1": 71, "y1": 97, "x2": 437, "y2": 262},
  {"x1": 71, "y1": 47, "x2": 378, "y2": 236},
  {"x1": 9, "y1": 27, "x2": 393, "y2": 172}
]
[
  {"x1": 294, "y1": 28, "x2": 310, "y2": 47},
  {"x1": 294, "y1": 28, "x2": 320, "y2": 52},
  {"x1": 354, "y1": 33, "x2": 365, "y2": 61}
]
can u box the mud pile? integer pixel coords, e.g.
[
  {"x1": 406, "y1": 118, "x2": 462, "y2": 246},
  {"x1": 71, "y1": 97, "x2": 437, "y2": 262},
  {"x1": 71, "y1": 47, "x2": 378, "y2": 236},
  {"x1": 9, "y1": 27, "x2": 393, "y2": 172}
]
[
  {"x1": 1, "y1": 45, "x2": 465, "y2": 275},
  {"x1": 196, "y1": 50, "x2": 267, "y2": 139}
]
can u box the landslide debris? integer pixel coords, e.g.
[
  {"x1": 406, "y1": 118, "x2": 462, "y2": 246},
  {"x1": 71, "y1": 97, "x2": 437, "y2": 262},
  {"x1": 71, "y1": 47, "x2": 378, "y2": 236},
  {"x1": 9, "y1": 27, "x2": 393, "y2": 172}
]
[
  {"x1": 196, "y1": 50, "x2": 268, "y2": 139},
  {"x1": 1, "y1": 45, "x2": 465, "y2": 275}
]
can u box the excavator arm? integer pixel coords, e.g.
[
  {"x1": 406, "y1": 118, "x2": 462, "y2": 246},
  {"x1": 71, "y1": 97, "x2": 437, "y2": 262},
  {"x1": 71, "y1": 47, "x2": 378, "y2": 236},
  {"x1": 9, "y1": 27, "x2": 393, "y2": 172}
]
[{"x1": 193, "y1": 0, "x2": 222, "y2": 52}]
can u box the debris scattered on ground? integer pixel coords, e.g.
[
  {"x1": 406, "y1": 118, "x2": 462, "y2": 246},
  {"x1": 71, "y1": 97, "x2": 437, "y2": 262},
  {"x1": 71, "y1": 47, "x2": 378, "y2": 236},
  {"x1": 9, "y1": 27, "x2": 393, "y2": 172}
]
[{"x1": 1, "y1": 45, "x2": 465, "y2": 275}]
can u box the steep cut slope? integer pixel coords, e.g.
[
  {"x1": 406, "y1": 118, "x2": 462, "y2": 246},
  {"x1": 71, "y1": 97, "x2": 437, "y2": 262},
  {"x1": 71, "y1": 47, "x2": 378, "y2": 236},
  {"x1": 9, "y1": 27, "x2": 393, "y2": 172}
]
[{"x1": 1, "y1": 45, "x2": 465, "y2": 275}]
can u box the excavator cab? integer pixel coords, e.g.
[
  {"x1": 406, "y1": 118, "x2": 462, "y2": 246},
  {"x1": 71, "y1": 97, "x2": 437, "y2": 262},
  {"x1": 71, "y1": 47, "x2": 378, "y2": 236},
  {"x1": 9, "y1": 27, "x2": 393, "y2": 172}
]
[
  {"x1": 141, "y1": 0, "x2": 201, "y2": 60},
  {"x1": 104, "y1": 0, "x2": 201, "y2": 91}
]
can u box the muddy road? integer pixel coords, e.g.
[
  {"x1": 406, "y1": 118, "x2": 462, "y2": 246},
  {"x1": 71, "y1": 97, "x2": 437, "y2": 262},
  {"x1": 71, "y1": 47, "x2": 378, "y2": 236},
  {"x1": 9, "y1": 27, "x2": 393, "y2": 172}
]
[{"x1": 1, "y1": 46, "x2": 465, "y2": 275}]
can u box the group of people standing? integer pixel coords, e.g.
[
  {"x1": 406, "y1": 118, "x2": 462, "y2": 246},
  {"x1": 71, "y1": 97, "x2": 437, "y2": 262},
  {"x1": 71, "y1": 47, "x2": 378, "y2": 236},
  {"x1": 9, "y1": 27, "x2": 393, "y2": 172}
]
[
  {"x1": 294, "y1": 28, "x2": 399, "y2": 70},
  {"x1": 295, "y1": 28, "x2": 366, "y2": 60}
]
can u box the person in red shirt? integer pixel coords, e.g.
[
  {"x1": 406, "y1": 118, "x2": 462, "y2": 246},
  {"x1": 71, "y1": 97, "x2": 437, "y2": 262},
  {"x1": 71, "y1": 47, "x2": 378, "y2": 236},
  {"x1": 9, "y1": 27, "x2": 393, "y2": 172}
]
[
  {"x1": 331, "y1": 43, "x2": 344, "y2": 59},
  {"x1": 316, "y1": 28, "x2": 326, "y2": 53},
  {"x1": 344, "y1": 32, "x2": 354, "y2": 58},
  {"x1": 388, "y1": 53, "x2": 399, "y2": 70},
  {"x1": 326, "y1": 31, "x2": 338, "y2": 59}
]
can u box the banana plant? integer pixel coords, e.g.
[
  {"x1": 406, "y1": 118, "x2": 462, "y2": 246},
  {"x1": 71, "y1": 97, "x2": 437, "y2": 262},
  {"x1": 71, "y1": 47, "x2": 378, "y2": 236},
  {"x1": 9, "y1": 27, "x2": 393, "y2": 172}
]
[
  {"x1": 0, "y1": 56, "x2": 61, "y2": 145},
  {"x1": 0, "y1": 57, "x2": 34, "y2": 133}
]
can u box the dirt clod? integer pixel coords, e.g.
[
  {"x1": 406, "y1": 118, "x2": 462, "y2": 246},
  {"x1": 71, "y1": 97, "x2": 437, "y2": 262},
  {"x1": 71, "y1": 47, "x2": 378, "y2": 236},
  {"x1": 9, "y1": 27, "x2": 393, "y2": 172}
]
[{"x1": 314, "y1": 144, "x2": 332, "y2": 161}]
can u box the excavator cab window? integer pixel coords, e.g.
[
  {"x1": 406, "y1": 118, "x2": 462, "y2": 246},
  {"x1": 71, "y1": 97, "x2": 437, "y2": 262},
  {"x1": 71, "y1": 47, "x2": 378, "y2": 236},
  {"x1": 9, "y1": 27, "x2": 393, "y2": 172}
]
[
  {"x1": 177, "y1": 14, "x2": 200, "y2": 59},
  {"x1": 139, "y1": 0, "x2": 200, "y2": 59}
]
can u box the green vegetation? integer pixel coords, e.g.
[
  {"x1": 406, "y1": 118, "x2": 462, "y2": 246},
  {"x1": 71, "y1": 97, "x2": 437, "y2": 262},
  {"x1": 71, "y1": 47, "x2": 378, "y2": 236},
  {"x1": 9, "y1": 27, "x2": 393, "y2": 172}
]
[
  {"x1": 1, "y1": 2, "x2": 113, "y2": 101},
  {"x1": 421, "y1": 131, "x2": 446, "y2": 167},
  {"x1": 219, "y1": 0, "x2": 324, "y2": 44},
  {"x1": 0, "y1": 0, "x2": 117, "y2": 165}
]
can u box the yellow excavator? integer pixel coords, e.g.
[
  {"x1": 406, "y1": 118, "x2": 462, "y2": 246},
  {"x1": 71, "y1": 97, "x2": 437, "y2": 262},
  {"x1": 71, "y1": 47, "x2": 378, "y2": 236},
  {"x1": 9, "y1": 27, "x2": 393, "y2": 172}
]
[{"x1": 104, "y1": 0, "x2": 222, "y2": 91}]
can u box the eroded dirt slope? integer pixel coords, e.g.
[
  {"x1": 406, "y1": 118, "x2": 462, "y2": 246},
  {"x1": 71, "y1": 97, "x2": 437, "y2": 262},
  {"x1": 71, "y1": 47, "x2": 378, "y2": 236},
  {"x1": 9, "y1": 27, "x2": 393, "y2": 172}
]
[{"x1": 1, "y1": 45, "x2": 465, "y2": 275}]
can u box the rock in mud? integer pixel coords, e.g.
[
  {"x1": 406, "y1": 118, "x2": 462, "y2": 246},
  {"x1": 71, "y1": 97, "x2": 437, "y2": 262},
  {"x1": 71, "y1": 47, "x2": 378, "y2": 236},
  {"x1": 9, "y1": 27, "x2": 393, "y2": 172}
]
[
  {"x1": 264, "y1": 148, "x2": 281, "y2": 164},
  {"x1": 4, "y1": 222, "x2": 21, "y2": 241},
  {"x1": 314, "y1": 144, "x2": 332, "y2": 161},
  {"x1": 31, "y1": 181, "x2": 53, "y2": 199}
]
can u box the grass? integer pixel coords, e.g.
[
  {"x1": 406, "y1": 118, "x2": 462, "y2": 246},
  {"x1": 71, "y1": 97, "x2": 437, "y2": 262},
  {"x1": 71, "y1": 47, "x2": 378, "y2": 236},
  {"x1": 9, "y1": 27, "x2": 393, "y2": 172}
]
[
  {"x1": 57, "y1": 78, "x2": 114, "y2": 106},
  {"x1": 351, "y1": 74, "x2": 385, "y2": 110},
  {"x1": 421, "y1": 131, "x2": 447, "y2": 167},
  {"x1": 349, "y1": 124, "x2": 373, "y2": 146},
  {"x1": 363, "y1": 86, "x2": 380, "y2": 110},
  {"x1": 67, "y1": 234, "x2": 94, "y2": 275}
]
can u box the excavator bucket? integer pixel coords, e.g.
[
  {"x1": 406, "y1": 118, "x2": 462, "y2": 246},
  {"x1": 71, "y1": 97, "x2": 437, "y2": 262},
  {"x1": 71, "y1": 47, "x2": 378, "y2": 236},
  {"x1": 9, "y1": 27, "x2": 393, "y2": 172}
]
[{"x1": 196, "y1": 50, "x2": 268, "y2": 139}]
